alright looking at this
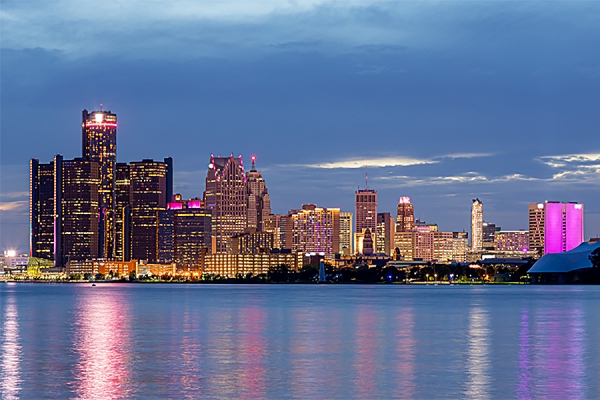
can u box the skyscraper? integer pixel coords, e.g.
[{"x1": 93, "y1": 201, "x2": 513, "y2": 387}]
[
  {"x1": 129, "y1": 158, "x2": 172, "y2": 262},
  {"x1": 339, "y1": 212, "x2": 353, "y2": 255},
  {"x1": 205, "y1": 154, "x2": 248, "y2": 252},
  {"x1": 53, "y1": 155, "x2": 100, "y2": 267},
  {"x1": 30, "y1": 159, "x2": 55, "y2": 261},
  {"x1": 376, "y1": 212, "x2": 394, "y2": 255},
  {"x1": 528, "y1": 202, "x2": 584, "y2": 256},
  {"x1": 82, "y1": 109, "x2": 117, "y2": 259},
  {"x1": 355, "y1": 189, "x2": 377, "y2": 233},
  {"x1": 396, "y1": 197, "x2": 415, "y2": 233},
  {"x1": 471, "y1": 198, "x2": 483, "y2": 251},
  {"x1": 246, "y1": 155, "x2": 271, "y2": 231},
  {"x1": 114, "y1": 162, "x2": 130, "y2": 261}
]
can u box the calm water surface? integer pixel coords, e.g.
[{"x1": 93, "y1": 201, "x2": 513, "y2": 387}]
[{"x1": 1, "y1": 283, "x2": 599, "y2": 399}]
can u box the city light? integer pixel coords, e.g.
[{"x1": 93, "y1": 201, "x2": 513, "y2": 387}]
[{"x1": 5, "y1": 250, "x2": 16, "y2": 257}]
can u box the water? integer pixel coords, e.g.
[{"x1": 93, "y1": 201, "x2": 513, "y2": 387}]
[{"x1": 1, "y1": 283, "x2": 599, "y2": 399}]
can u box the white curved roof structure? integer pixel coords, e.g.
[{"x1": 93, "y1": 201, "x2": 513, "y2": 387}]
[{"x1": 528, "y1": 242, "x2": 600, "y2": 274}]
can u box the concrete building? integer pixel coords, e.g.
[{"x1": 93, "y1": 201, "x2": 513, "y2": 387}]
[
  {"x1": 495, "y1": 230, "x2": 529, "y2": 252},
  {"x1": 396, "y1": 196, "x2": 415, "y2": 233},
  {"x1": 203, "y1": 252, "x2": 303, "y2": 277},
  {"x1": 230, "y1": 230, "x2": 274, "y2": 254},
  {"x1": 471, "y1": 198, "x2": 483, "y2": 251},
  {"x1": 529, "y1": 201, "x2": 584, "y2": 256},
  {"x1": 355, "y1": 189, "x2": 377, "y2": 234},
  {"x1": 30, "y1": 159, "x2": 55, "y2": 261}
]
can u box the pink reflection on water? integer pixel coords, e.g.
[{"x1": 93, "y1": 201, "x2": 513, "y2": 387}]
[
  {"x1": 178, "y1": 309, "x2": 202, "y2": 398},
  {"x1": 1, "y1": 295, "x2": 22, "y2": 400},
  {"x1": 353, "y1": 307, "x2": 377, "y2": 397},
  {"x1": 71, "y1": 286, "x2": 132, "y2": 399},
  {"x1": 541, "y1": 307, "x2": 586, "y2": 398},
  {"x1": 395, "y1": 307, "x2": 416, "y2": 397},
  {"x1": 239, "y1": 307, "x2": 266, "y2": 399}
]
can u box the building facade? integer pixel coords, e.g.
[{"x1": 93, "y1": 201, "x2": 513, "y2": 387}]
[
  {"x1": 396, "y1": 196, "x2": 415, "y2": 233},
  {"x1": 82, "y1": 109, "x2": 117, "y2": 259},
  {"x1": 30, "y1": 159, "x2": 55, "y2": 261},
  {"x1": 376, "y1": 212, "x2": 394, "y2": 255},
  {"x1": 288, "y1": 204, "x2": 340, "y2": 259},
  {"x1": 205, "y1": 154, "x2": 248, "y2": 252},
  {"x1": 471, "y1": 198, "x2": 483, "y2": 251},
  {"x1": 246, "y1": 156, "x2": 271, "y2": 231},
  {"x1": 528, "y1": 202, "x2": 584, "y2": 256},
  {"x1": 129, "y1": 158, "x2": 172, "y2": 262},
  {"x1": 339, "y1": 212, "x2": 353, "y2": 255}
]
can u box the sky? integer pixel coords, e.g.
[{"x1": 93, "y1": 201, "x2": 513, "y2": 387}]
[{"x1": 1, "y1": 0, "x2": 600, "y2": 253}]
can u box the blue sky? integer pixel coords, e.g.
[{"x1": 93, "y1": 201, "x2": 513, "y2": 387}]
[{"x1": 1, "y1": 1, "x2": 600, "y2": 253}]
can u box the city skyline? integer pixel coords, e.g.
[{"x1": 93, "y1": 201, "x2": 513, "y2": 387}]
[{"x1": 2, "y1": 1, "x2": 600, "y2": 252}]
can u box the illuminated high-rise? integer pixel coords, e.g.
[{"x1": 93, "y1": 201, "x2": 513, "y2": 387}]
[
  {"x1": 82, "y1": 109, "x2": 117, "y2": 258},
  {"x1": 129, "y1": 158, "x2": 172, "y2": 262},
  {"x1": 471, "y1": 198, "x2": 483, "y2": 251},
  {"x1": 396, "y1": 197, "x2": 415, "y2": 232},
  {"x1": 376, "y1": 212, "x2": 394, "y2": 255},
  {"x1": 114, "y1": 162, "x2": 130, "y2": 261},
  {"x1": 528, "y1": 202, "x2": 584, "y2": 256},
  {"x1": 339, "y1": 212, "x2": 353, "y2": 255},
  {"x1": 30, "y1": 159, "x2": 55, "y2": 260},
  {"x1": 205, "y1": 154, "x2": 248, "y2": 252},
  {"x1": 53, "y1": 155, "x2": 100, "y2": 267},
  {"x1": 288, "y1": 204, "x2": 340, "y2": 259},
  {"x1": 355, "y1": 189, "x2": 377, "y2": 233},
  {"x1": 246, "y1": 155, "x2": 271, "y2": 231}
]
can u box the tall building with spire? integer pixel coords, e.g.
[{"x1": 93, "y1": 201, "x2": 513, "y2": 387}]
[
  {"x1": 82, "y1": 109, "x2": 117, "y2": 259},
  {"x1": 205, "y1": 154, "x2": 248, "y2": 252},
  {"x1": 246, "y1": 155, "x2": 271, "y2": 231},
  {"x1": 471, "y1": 198, "x2": 483, "y2": 251},
  {"x1": 396, "y1": 196, "x2": 415, "y2": 233}
]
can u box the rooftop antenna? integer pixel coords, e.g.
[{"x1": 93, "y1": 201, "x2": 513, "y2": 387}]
[
  {"x1": 251, "y1": 155, "x2": 257, "y2": 171},
  {"x1": 365, "y1": 163, "x2": 369, "y2": 190},
  {"x1": 99, "y1": 103, "x2": 103, "y2": 111}
]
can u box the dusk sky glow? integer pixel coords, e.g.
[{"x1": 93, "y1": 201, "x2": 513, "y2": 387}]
[{"x1": 1, "y1": 0, "x2": 600, "y2": 252}]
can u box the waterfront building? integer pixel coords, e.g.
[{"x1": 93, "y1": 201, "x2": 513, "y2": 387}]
[
  {"x1": 129, "y1": 158, "x2": 172, "y2": 262},
  {"x1": 288, "y1": 204, "x2": 340, "y2": 259},
  {"x1": 396, "y1": 196, "x2": 415, "y2": 233},
  {"x1": 494, "y1": 230, "x2": 529, "y2": 252},
  {"x1": 355, "y1": 189, "x2": 377, "y2": 234},
  {"x1": 82, "y1": 109, "x2": 117, "y2": 259},
  {"x1": 66, "y1": 259, "x2": 137, "y2": 276},
  {"x1": 230, "y1": 230, "x2": 274, "y2": 254},
  {"x1": 203, "y1": 252, "x2": 302, "y2": 277},
  {"x1": 53, "y1": 155, "x2": 100, "y2": 267},
  {"x1": 339, "y1": 212, "x2": 353, "y2": 255},
  {"x1": 394, "y1": 229, "x2": 468, "y2": 262},
  {"x1": 452, "y1": 232, "x2": 469, "y2": 262},
  {"x1": 205, "y1": 154, "x2": 248, "y2": 252},
  {"x1": 29, "y1": 159, "x2": 55, "y2": 261},
  {"x1": 471, "y1": 198, "x2": 483, "y2": 251},
  {"x1": 528, "y1": 201, "x2": 584, "y2": 256},
  {"x1": 376, "y1": 212, "x2": 394, "y2": 255},
  {"x1": 246, "y1": 156, "x2": 271, "y2": 231}
]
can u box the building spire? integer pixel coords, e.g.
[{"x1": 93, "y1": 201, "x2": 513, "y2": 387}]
[
  {"x1": 365, "y1": 163, "x2": 368, "y2": 190},
  {"x1": 251, "y1": 154, "x2": 257, "y2": 171}
]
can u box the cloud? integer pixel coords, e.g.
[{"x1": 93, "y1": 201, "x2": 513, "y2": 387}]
[
  {"x1": 0, "y1": 201, "x2": 28, "y2": 212},
  {"x1": 537, "y1": 153, "x2": 600, "y2": 183},
  {"x1": 437, "y1": 153, "x2": 495, "y2": 160},
  {"x1": 287, "y1": 156, "x2": 437, "y2": 169},
  {"x1": 538, "y1": 153, "x2": 600, "y2": 165},
  {"x1": 0, "y1": 191, "x2": 29, "y2": 200}
]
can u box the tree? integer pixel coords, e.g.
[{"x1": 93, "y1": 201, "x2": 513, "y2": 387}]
[
  {"x1": 589, "y1": 248, "x2": 600, "y2": 268},
  {"x1": 129, "y1": 271, "x2": 137, "y2": 281}
]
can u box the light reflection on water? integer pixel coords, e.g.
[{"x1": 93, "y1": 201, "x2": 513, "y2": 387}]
[
  {"x1": 3, "y1": 284, "x2": 600, "y2": 399},
  {"x1": 70, "y1": 287, "x2": 134, "y2": 399},
  {"x1": 1, "y1": 293, "x2": 22, "y2": 400},
  {"x1": 465, "y1": 306, "x2": 490, "y2": 399}
]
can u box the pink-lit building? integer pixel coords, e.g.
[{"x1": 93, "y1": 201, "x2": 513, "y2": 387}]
[{"x1": 528, "y1": 202, "x2": 584, "y2": 256}]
